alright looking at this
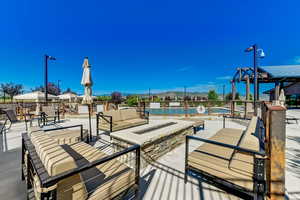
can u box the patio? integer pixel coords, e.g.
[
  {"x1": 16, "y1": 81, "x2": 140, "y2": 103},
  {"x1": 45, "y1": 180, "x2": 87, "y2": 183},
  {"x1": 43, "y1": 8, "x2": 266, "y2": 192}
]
[{"x1": 1, "y1": 113, "x2": 299, "y2": 199}]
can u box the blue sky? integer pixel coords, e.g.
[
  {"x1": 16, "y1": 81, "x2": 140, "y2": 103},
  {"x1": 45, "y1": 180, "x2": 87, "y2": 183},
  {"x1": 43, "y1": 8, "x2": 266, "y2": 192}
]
[{"x1": 1, "y1": 0, "x2": 300, "y2": 95}]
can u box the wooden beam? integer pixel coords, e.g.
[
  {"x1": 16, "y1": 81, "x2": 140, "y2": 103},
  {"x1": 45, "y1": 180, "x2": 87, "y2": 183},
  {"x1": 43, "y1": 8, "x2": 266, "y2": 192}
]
[
  {"x1": 245, "y1": 75, "x2": 251, "y2": 118},
  {"x1": 275, "y1": 82, "x2": 280, "y2": 100},
  {"x1": 246, "y1": 75, "x2": 250, "y2": 100},
  {"x1": 231, "y1": 81, "x2": 236, "y2": 116},
  {"x1": 265, "y1": 105, "x2": 286, "y2": 200}
]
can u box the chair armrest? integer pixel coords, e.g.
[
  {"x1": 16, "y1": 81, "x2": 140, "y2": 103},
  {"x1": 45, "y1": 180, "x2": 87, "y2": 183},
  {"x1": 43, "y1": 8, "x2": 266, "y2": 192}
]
[
  {"x1": 43, "y1": 124, "x2": 84, "y2": 140},
  {"x1": 41, "y1": 144, "x2": 140, "y2": 188},
  {"x1": 186, "y1": 135, "x2": 266, "y2": 157},
  {"x1": 97, "y1": 113, "x2": 113, "y2": 124},
  {"x1": 137, "y1": 110, "x2": 149, "y2": 120},
  {"x1": 43, "y1": 124, "x2": 83, "y2": 132}
]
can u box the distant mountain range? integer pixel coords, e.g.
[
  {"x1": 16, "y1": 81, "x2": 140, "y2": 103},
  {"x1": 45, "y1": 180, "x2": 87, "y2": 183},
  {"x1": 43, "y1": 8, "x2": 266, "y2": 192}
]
[
  {"x1": 97, "y1": 91, "x2": 208, "y2": 97},
  {"x1": 141, "y1": 91, "x2": 208, "y2": 97},
  {"x1": 96, "y1": 91, "x2": 270, "y2": 100}
]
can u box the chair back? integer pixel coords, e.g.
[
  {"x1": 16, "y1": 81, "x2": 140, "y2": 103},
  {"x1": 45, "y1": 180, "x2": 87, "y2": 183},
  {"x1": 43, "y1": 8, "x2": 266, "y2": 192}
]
[
  {"x1": 42, "y1": 106, "x2": 56, "y2": 116},
  {"x1": 5, "y1": 109, "x2": 18, "y2": 123}
]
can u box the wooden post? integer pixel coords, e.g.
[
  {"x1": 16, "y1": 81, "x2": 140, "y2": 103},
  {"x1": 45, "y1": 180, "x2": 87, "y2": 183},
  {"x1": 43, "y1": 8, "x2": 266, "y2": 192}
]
[
  {"x1": 246, "y1": 75, "x2": 250, "y2": 100},
  {"x1": 245, "y1": 75, "x2": 250, "y2": 118},
  {"x1": 275, "y1": 82, "x2": 280, "y2": 101},
  {"x1": 184, "y1": 100, "x2": 188, "y2": 118},
  {"x1": 231, "y1": 80, "x2": 236, "y2": 117},
  {"x1": 265, "y1": 105, "x2": 286, "y2": 200}
]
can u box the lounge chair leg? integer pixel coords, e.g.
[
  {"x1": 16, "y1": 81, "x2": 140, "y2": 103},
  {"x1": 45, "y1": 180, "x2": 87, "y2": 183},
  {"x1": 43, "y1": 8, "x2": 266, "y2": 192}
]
[
  {"x1": 134, "y1": 187, "x2": 139, "y2": 199},
  {"x1": 21, "y1": 139, "x2": 25, "y2": 181},
  {"x1": 184, "y1": 171, "x2": 188, "y2": 184}
]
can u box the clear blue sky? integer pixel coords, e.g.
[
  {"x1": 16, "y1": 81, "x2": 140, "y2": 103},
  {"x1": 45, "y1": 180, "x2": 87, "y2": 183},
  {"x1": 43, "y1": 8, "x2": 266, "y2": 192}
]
[{"x1": 1, "y1": 0, "x2": 300, "y2": 95}]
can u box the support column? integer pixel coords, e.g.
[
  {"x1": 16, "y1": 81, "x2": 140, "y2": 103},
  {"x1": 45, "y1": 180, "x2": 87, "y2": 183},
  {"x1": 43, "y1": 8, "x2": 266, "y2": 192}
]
[
  {"x1": 265, "y1": 105, "x2": 286, "y2": 200},
  {"x1": 275, "y1": 82, "x2": 280, "y2": 101},
  {"x1": 245, "y1": 75, "x2": 251, "y2": 118},
  {"x1": 246, "y1": 75, "x2": 250, "y2": 100},
  {"x1": 231, "y1": 80, "x2": 236, "y2": 116}
]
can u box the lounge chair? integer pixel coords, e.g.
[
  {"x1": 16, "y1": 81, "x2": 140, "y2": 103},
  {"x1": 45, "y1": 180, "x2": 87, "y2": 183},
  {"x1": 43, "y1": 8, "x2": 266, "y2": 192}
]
[
  {"x1": 185, "y1": 116, "x2": 266, "y2": 199},
  {"x1": 96, "y1": 108, "x2": 149, "y2": 134},
  {"x1": 0, "y1": 121, "x2": 6, "y2": 134},
  {"x1": 0, "y1": 109, "x2": 7, "y2": 134},
  {"x1": 0, "y1": 109, "x2": 30, "y2": 132},
  {"x1": 21, "y1": 130, "x2": 140, "y2": 199},
  {"x1": 286, "y1": 115, "x2": 299, "y2": 124}
]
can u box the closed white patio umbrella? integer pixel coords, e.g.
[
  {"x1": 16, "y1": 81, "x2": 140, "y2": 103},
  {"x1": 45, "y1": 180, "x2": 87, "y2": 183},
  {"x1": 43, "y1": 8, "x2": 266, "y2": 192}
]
[
  {"x1": 81, "y1": 57, "x2": 93, "y2": 104},
  {"x1": 81, "y1": 57, "x2": 93, "y2": 142}
]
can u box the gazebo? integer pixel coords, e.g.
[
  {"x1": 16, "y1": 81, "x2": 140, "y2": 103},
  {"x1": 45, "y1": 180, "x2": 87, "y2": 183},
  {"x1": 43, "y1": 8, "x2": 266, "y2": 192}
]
[
  {"x1": 58, "y1": 92, "x2": 78, "y2": 102},
  {"x1": 13, "y1": 91, "x2": 59, "y2": 115},
  {"x1": 13, "y1": 91, "x2": 58, "y2": 101}
]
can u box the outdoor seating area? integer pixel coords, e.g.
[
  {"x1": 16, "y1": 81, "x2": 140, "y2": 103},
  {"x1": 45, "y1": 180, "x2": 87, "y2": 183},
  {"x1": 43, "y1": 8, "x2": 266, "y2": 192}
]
[
  {"x1": 185, "y1": 116, "x2": 266, "y2": 199},
  {"x1": 3, "y1": 3, "x2": 300, "y2": 199},
  {"x1": 0, "y1": 103, "x2": 299, "y2": 199},
  {"x1": 96, "y1": 108, "x2": 149, "y2": 133},
  {"x1": 22, "y1": 127, "x2": 140, "y2": 199}
]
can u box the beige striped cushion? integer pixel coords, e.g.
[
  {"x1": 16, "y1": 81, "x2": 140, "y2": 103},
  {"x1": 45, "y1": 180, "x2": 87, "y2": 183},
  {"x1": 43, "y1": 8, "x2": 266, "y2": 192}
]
[
  {"x1": 30, "y1": 132, "x2": 77, "y2": 177},
  {"x1": 120, "y1": 109, "x2": 139, "y2": 120},
  {"x1": 48, "y1": 129, "x2": 88, "y2": 145},
  {"x1": 244, "y1": 116, "x2": 258, "y2": 136},
  {"x1": 102, "y1": 110, "x2": 122, "y2": 122},
  {"x1": 57, "y1": 142, "x2": 136, "y2": 200}
]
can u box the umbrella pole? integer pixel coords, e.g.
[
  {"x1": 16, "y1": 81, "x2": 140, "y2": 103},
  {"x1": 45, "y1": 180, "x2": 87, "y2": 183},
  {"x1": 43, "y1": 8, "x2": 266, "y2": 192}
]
[{"x1": 88, "y1": 104, "x2": 92, "y2": 143}]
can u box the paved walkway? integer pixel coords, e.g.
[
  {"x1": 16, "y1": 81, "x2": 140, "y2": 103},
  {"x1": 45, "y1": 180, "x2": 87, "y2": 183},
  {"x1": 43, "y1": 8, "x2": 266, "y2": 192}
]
[{"x1": 0, "y1": 113, "x2": 299, "y2": 199}]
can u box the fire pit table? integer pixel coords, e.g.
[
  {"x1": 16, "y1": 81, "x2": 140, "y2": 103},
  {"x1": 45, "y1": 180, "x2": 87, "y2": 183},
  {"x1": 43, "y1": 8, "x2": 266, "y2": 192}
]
[{"x1": 110, "y1": 119, "x2": 195, "y2": 168}]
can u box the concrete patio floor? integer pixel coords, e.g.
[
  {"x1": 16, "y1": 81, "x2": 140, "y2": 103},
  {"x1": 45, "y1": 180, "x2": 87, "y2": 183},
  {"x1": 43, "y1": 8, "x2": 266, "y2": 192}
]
[{"x1": 0, "y1": 112, "x2": 299, "y2": 200}]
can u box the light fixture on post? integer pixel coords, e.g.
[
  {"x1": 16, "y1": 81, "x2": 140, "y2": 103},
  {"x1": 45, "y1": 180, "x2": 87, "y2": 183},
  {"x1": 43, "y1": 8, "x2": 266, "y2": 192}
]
[
  {"x1": 44, "y1": 55, "x2": 56, "y2": 103},
  {"x1": 244, "y1": 44, "x2": 265, "y2": 116}
]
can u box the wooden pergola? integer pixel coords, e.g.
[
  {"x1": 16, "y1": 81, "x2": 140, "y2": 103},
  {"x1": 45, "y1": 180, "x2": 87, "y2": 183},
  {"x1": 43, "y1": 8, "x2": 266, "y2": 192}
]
[
  {"x1": 230, "y1": 65, "x2": 300, "y2": 116},
  {"x1": 232, "y1": 65, "x2": 300, "y2": 99}
]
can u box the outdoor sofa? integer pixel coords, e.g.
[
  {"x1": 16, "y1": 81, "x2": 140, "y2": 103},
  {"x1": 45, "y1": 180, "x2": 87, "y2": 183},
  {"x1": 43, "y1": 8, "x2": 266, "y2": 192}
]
[
  {"x1": 185, "y1": 116, "x2": 266, "y2": 200},
  {"x1": 96, "y1": 108, "x2": 149, "y2": 134},
  {"x1": 22, "y1": 130, "x2": 140, "y2": 199}
]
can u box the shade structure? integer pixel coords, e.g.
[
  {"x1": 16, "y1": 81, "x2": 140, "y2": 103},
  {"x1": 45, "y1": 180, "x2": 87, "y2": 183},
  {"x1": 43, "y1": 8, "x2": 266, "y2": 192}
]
[
  {"x1": 58, "y1": 92, "x2": 78, "y2": 102},
  {"x1": 13, "y1": 91, "x2": 58, "y2": 101},
  {"x1": 81, "y1": 57, "x2": 93, "y2": 104}
]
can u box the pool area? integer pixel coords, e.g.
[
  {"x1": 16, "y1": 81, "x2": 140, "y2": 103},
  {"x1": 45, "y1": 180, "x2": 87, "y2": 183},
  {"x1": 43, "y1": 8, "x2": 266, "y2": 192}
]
[{"x1": 146, "y1": 107, "x2": 230, "y2": 115}]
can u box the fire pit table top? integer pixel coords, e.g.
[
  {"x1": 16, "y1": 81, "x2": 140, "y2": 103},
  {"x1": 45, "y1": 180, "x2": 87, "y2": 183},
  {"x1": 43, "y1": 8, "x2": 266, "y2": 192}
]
[{"x1": 110, "y1": 119, "x2": 195, "y2": 146}]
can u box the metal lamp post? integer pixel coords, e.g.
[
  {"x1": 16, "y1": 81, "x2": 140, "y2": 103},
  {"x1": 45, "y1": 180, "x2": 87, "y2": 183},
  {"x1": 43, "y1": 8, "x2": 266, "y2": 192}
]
[
  {"x1": 57, "y1": 80, "x2": 61, "y2": 94},
  {"x1": 244, "y1": 44, "x2": 265, "y2": 116},
  {"x1": 44, "y1": 55, "x2": 56, "y2": 103}
]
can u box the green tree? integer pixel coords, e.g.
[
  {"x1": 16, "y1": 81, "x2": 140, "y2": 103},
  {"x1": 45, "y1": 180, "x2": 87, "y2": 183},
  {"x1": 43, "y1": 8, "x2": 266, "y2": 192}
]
[
  {"x1": 225, "y1": 92, "x2": 240, "y2": 101},
  {"x1": 32, "y1": 82, "x2": 60, "y2": 95},
  {"x1": 0, "y1": 83, "x2": 9, "y2": 102},
  {"x1": 97, "y1": 96, "x2": 111, "y2": 101},
  {"x1": 126, "y1": 95, "x2": 138, "y2": 106},
  {"x1": 249, "y1": 93, "x2": 253, "y2": 100},
  {"x1": 1, "y1": 83, "x2": 23, "y2": 102},
  {"x1": 153, "y1": 96, "x2": 161, "y2": 102},
  {"x1": 207, "y1": 90, "x2": 218, "y2": 101}
]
